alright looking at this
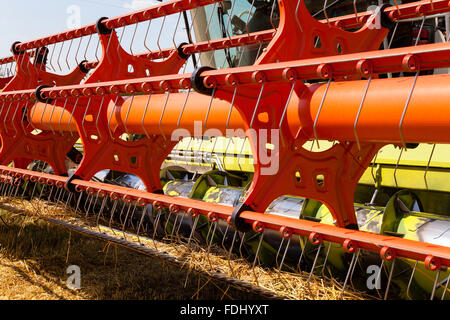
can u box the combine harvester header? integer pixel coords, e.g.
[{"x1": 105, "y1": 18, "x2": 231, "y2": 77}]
[{"x1": 0, "y1": 0, "x2": 449, "y2": 300}]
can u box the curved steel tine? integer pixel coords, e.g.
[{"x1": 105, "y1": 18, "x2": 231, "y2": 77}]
[
  {"x1": 274, "y1": 237, "x2": 285, "y2": 270},
  {"x1": 424, "y1": 144, "x2": 436, "y2": 190},
  {"x1": 238, "y1": 232, "x2": 246, "y2": 259},
  {"x1": 107, "y1": 96, "x2": 120, "y2": 140},
  {"x1": 84, "y1": 34, "x2": 93, "y2": 62},
  {"x1": 59, "y1": 97, "x2": 69, "y2": 135},
  {"x1": 65, "y1": 39, "x2": 74, "y2": 70},
  {"x1": 10, "y1": 100, "x2": 21, "y2": 137},
  {"x1": 226, "y1": 230, "x2": 238, "y2": 275},
  {"x1": 339, "y1": 248, "x2": 360, "y2": 298},
  {"x1": 159, "y1": 91, "x2": 171, "y2": 141},
  {"x1": 384, "y1": 259, "x2": 396, "y2": 300},
  {"x1": 163, "y1": 211, "x2": 173, "y2": 238},
  {"x1": 39, "y1": 100, "x2": 50, "y2": 132},
  {"x1": 406, "y1": 260, "x2": 418, "y2": 299},
  {"x1": 170, "y1": 213, "x2": 180, "y2": 241},
  {"x1": 135, "y1": 205, "x2": 149, "y2": 243},
  {"x1": 74, "y1": 189, "x2": 83, "y2": 214},
  {"x1": 143, "y1": 19, "x2": 152, "y2": 52},
  {"x1": 130, "y1": 22, "x2": 139, "y2": 55},
  {"x1": 323, "y1": 0, "x2": 331, "y2": 27},
  {"x1": 251, "y1": 230, "x2": 264, "y2": 284},
  {"x1": 152, "y1": 208, "x2": 163, "y2": 242},
  {"x1": 249, "y1": 83, "x2": 265, "y2": 129},
  {"x1": 187, "y1": 215, "x2": 200, "y2": 246},
  {"x1": 321, "y1": 242, "x2": 332, "y2": 274},
  {"x1": 157, "y1": 16, "x2": 167, "y2": 57},
  {"x1": 117, "y1": 26, "x2": 127, "y2": 68},
  {"x1": 354, "y1": 74, "x2": 372, "y2": 151},
  {"x1": 56, "y1": 41, "x2": 65, "y2": 72},
  {"x1": 108, "y1": 199, "x2": 119, "y2": 235},
  {"x1": 388, "y1": 21, "x2": 399, "y2": 50},
  {"x1": 94, "y1": 36, "x2": 101, "y2": 62},
  {"x1": 269, "y1": 0, "x2": 278, "y2": 31},
  {"x1": 85, "y1": 194, "x2": 95, "y2": 217},
  {"x1": 399, "y1": 71, "x2": 419, "y2": 150},
  {"x1": 124, "y1": 94, "x2": 135, "y2": 136},
  {"x1": 68, "y1": 97, "x2": 79, "y2": 137},
  {"x1": 441, "y1": 274, "x2": 450, "y2": 300},
  {"x1": 204, "y1": 88, "x2": 216, "y2": 128},
  {"x1": 225, "y1": 0, "x2": 238, "y2": 40},
  {"x1": 140, "y1": 92, "x2": 152, "y2": 139},
  {"x1": 352, "y1": 0, "x2": 358, "y2": 20},
  {"x1": 48, "y1": 99, "x2": 58, "y2": 135},
  {"x1": 393, "y1": 146, "x2": 404, "y2": 188},
  {"x1": 95, "y1": 196, "x2": 108, "y2": 229},
  {"x1": 221, "y1": 224, "x2": 229, "y2": 250},
  {"x1": 172, "y1": 13, "x2": 182, "y2": 49},
  {"x1": 294, "y1": 0, "x2": 304, "y2": 32},
  {"x1": 177, "y1": 89, "x2": 191, "y2": 128},
  {"x1": 81, "y1": 96, "x2": 92, "y2": 139},
  {"x1": 430, "y1": 268, "x2": 441, "y2": 300},
  {"x1": 74, "y1": 37, "x2": 83, "y2": 66},
  {"x1": 48, "y1": 43, "x2": 57, "y2": 72},
  {"x1": 278, "y1": 80, "x2": 296, "y2": 147},
  {"x1": 226, "y1": 86, "x2": 238, "y2": 131},
  {"x1": 3, "y1": 101, "x2": 13, "y2": 134},
  {"x1": 308, "y1": 244, "x2": 322, "y2": 281},
  {"x1": 206, "y1": 221, "x2": 218, "y2": 268},
  {"x1": 415, "y1": 16, "x2": 426, "y2": 46},
  {"x1": 312, "y1": 79, "x2": 331, "y2": 150},
  {"x1": 246, "y1": 0, "x2": 256, "y2": 38},
  {"x1": 278, "y1": 237, "x2": 291, "y2": 273}
]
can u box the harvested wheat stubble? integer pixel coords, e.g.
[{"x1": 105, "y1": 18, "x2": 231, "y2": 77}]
[{"x1": 1, "y1": 196, "x2": 372, "y2": 300}]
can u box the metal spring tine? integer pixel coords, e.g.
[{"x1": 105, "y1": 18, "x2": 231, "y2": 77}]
[
  {"x1": 47, "y1": 185, "x2": 55, "y2": 202},
  {"x1": 442, "y1": 275, "x2": 450, "y2": 300},
  {"x1": 20, "y1": 179, "x2": 29, "y2": 200},
  {"x1": 393, "y1": 145, "x2": 404, "y2": 187},
  {"x1": 87, "y1": 193, "x2": 99, "y2": 217},
  {"x1": 388, "y1": 21, "x2": 399, "y2": 50},
  {"x1": 124, "y1": 94, "x2": 135, "y2": 136},
  {"x1": 424, "y1": 144, "x2": 436, "y2": 190},
  {"x1": 249, "y1": 83, "x2": 265, "y2": 129},
  {"x1": 130, "y1": 22, "x2": 139, "y2": 56},
  {"x1": 107, "y1": 96, "x2": 120, "y2": 140},
  {"x1": 64, "y1": 192, "x2": 73, "y2": 211},
  {"x1": 321, "y1": 243, "x2": 332, "y2": 274},
  {"x1": 81, "y1": 96, "x2": 92, "y2": 138},
  {"x1": 159, "y1": 91, "x2": 171, "y2": 141},
  {"x1": 143, "y1": 19, "x2": 152, "y2": 52},
  {"x1": 172, "y1": 13, "x2": 182, "y2": 49},
  {"x1": 221, "y1": 224, "x2": 229, "y2": 250},
  {"x1": 294, "y1": 0, "x2": 304, "y2": 32},
  {"x1": 226, "y1": 230, "x2": 238, "y2": 276},
  {"x1": 278, "y1": 80, "x2": 296, "y2": 147},
  {"x1": 238, "y1": 232, "x2": 246, "y2": 259},
  {"x1": 278, "y1": 237, "x2": 291, "y2": 273},
  {"x1": 157, "y1": 16, "x2": 167, "y2": 57},
  {"x1": 269, "y1": 0, "x2": 278, "y2": 31},
  {"x1": 170, "y1": 213, "x2": 180, "y2": 241},
  {"x1": 95, "y1": 196, "x2": 108, "y2": 226},
  {"x1": 354, "y1": 74, "x2": 372, "y2": 151},
  {"x1": 251, "y1": 230, "x2": 264, "y2": 284},
  {"x1": 135, "y1": 205, "x2": 149, "y2": 242},
  {"x1": 308, "y1": 244, "x2": 322, "y2": 281},
  {"x1": 68, "y1": 97, "x2": 79, "y2": 137},
  {"x1": 353, "y1": 0, "x2": 358, "y2": 20},
  {"x1": 47, "y1": 99, "x2": 58, "y2": 134},
  {"x1": 59, "y1": 98, "x2": 69, "y2": 135},
  {"x1": 94, "y1": 36, "x2": 101, "y2": 62},
  {"x1": 108, "y1": 199, "x2": 119, "y2": 234},
  {"x1": 415, "y1": 16, "x2": 426, "y2": 46},
  {"x1": 10, "y1": 100, "x2": 20, "y2": 137},
  {"x1": 56, "y1": 41, "x2": 65, "y2": 72},
  {"x1": 430, "y1": 268, "x2": 441, "y2": 300},
  {"x1": 176, "y1": 89, "x2": 191, "y2": 128},
  {"x1": 74, "y1": 37, "x2": 83, "y2": 65},
  {"x1": 246, "y1": 0, "x2": 256, "y2": 37},
  {"x1": 48, "y1": 43, "x2": 57, "y2": 72},
  {"x1": 74, "y1": 190, "x2": 83, "y2": 214},
  {"x1": 163, "y1": 211, "x2": 173, "y2": 238},
  {"x1": 121, "y1": 202, "x2": 134, "y2": 239},
  {"x1": 175, "y1": 213, "x2": 186, "y2": 241},
  {"x1": 206, "y1": 221, "x2": 218, "y2": 268},
  {"x1": 312, "y1": 79, "x2": 331, "y2": 150},
  {"x1": 399, "y1": 71, "x2": 419, "y2": 150},
  {"x1": 323, "y1": 0, "x2": 331, "y2": 27},
  {"x1": 84, "y1": 34, "x2": 93, "y2": 61},
  {"x1": 117, "y1": 26, "x2": 127, "y2": 69},
  {"x1": 406, "y1": 260, "x2": 418, "y2": 299},
  {"x1": 3, "y1": 101, "x2": 13, "y2": 134},
  {"x1": 340, "y1": 248, "x2": 359, "y2": 298},
  {"x1": 204, "y1": 88, "x2": 216, "y2": 128},
  {"x1": 95, "y1": 95, "x2": 107, "y2": 140},
  {"x1": 225, "y1": 0, "x2": 238, "y2": 40},
  {"x1": 187, "y1": 215, "x2": 200, "y2": 246},
  {"x1": 274, "y1": 237, "x2": 285, "y2": 270},
  {"x1": 384, "y1": 259, "x2": 396, "y2": 300},
  {"x1": 65, "y1": 39, "x2": 74, "y2": 70},
  {"x1": 83, "y1": 194, "x2": 92, "y2": 215}
]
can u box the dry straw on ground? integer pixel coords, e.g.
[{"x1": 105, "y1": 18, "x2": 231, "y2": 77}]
[{"x1": 0, "y1": 196, "x2": 372, "y2": 300}]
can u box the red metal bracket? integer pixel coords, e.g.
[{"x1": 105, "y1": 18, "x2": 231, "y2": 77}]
[
  {"x1": 0, "y1": 48, "x2": 87, "y2": 174},
  {"x1": 47, "y1": 26, "x2": 187, "y2": 191}
]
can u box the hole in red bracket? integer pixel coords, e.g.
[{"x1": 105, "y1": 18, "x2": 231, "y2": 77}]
[
  {"x1": 316, "y1": 174, "x2": 325, "y2": 187},
  {"x1": 113, "y1": 154, "x2": 120, "y2": 162},
  {"x1": 295, "y1": 171, "x2": 301, "y2": 183},
  {"x1": 128, "y1": 64, "x2": 135, "y2": 74}
]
